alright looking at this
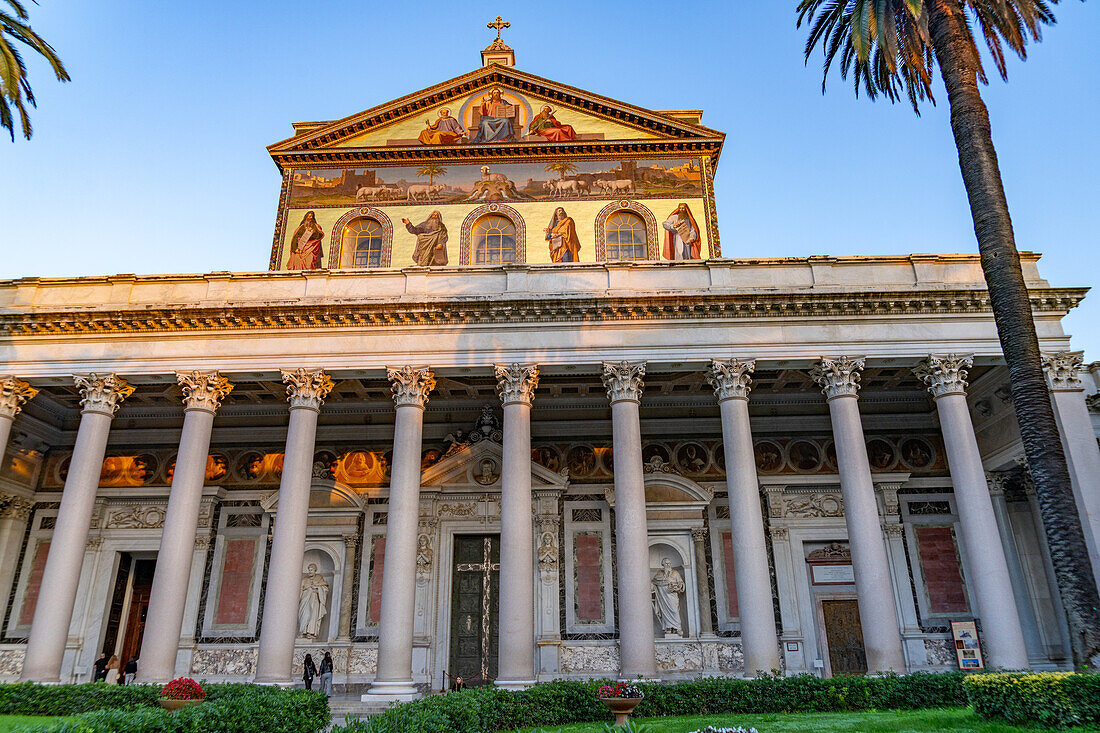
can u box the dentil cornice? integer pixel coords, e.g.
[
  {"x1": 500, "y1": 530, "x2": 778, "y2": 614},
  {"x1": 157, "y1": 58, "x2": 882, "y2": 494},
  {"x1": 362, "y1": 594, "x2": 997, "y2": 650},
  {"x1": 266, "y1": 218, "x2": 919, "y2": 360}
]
[
  {"x1": 177, "y1": 370, "x2": 234, "y2": 413},
  {"x1": 602, "y1": 361, "x2": 646, "y2": 404},
  {"x1": 810, "y1": 357, "x2": 865, "y2": 401},
  {"x1": 707, "y1": 358, "x2": 755, "y2": 402},
  {"x1": 75, "y1": 373, "x2": 134, "y2": 416},
  {"x1": 388, "y1": 366, "x2": 436, "y2": 408},
  {"x1": 281, "y1": 368, "x2": 334, "y2": 410},
  {"x1": 1041, "y1": 351, "x2": 1085, "y2": 392},
  {"x1": 0, "y1": 376, "x2": 38, "y2": 419},
  {"x1": 495, "y1": 363, "x2": 539, "y2": 406},
  {"x1": 913, "y1": 354, "x2": 973, "y2": 399}
]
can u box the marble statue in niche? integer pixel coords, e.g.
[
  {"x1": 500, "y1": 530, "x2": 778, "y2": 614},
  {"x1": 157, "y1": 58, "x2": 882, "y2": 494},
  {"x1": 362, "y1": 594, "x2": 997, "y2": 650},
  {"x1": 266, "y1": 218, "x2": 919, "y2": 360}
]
[
  {"x1": 298, "y1": 563, "x2": 329, "y2": 639},
  {"x1": 651, "y1": 557, "x2": 686, "y2": 638}
]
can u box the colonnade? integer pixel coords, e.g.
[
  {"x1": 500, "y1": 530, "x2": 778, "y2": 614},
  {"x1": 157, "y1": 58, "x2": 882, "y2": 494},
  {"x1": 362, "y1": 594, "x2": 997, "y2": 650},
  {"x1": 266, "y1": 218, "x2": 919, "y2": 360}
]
[{"x1": 3, "y1": 352, "x2": 1098, "y2": 685}]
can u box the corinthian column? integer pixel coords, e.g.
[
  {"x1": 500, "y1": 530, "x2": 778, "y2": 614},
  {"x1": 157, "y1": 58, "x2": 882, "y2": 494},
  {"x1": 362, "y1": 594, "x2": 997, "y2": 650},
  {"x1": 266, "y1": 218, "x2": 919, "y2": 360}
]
[
  {"x1": 21, "y1": 374, "x2": 134, "y2": 682},
  {"x1": 139, "y1": 371, "x2": 233, "y2": 682},
  {"x1": 255, "y1": 368, "x2": 333, "y2": 684},
  {"x1": 0, "y1": 377, "x2": 37, "y2": 463},
  {"x1": 810, "y1": 357, "x2": 905, "y2": 673},
  {"x1": 707, "y1": 359, "x2": 779, "y2": 674},
  {"x1": 366, "y1": 366, "x2": 435, "y2": 700},
  {"x1": 0, "y1": 378, "x2": 37, "y2": 606},
  {"x1": 914, "y1": 355, "x2": 1028, "y2": 669},
  {"x1": 601, "y1": 361, "x2": 656, "y2": 679},
  {"x1": 494, "y1": 363, "x2": 539, "y2": 689}
]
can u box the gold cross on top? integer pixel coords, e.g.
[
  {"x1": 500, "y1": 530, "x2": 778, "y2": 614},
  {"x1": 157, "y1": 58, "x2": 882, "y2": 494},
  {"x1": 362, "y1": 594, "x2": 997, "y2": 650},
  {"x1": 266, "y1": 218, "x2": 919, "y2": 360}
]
[{"x1": 487, "y1": 15, "x2": 510, "y2": 41}]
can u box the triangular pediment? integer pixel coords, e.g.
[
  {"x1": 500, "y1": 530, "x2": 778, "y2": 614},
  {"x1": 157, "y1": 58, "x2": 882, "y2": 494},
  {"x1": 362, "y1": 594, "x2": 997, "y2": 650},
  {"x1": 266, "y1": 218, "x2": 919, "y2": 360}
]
[{"x1": 420, "y1": 439, "x2": 568, "y2": 492}]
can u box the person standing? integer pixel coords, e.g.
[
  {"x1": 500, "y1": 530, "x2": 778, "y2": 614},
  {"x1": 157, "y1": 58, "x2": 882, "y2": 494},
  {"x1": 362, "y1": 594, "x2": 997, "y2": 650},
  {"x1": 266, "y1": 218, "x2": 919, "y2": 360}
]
[
  {"x1": 123, "y1": 657, "x2": 138, "y2": 685},
  {"x1": 103, "y1": 655, "x2": 120, "y2": 685},
  {"x1": 318, "y1": 651, "x2": 334, "y2": 696},
  {"x1": 302, "y1": 653, "x2": 317, "y2": 691},
  {"x1": 91, "y1": 652, "x2": 108, "y2": 682}
]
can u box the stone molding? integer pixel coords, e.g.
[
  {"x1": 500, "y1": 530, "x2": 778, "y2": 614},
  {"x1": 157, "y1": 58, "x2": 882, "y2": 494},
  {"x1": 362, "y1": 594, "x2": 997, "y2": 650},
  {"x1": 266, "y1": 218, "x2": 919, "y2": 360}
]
[
  {"x1": 177, "y1": 370, "x2": 234, "y2": 413},
  {"x1": 281, "y1": 368, "x2": 334, "y2": 410},
  {"x1": 495, "y1": 363, "x2": 539, "y2": 406},
  {"x1": 601, "y1": 360, "x2": 645, "y2": 404},
  {"x1": 0, "y1": 376, "x2": 37, "y2": 419},
  {"x1": 707, "y1": 358, "x2": 754, "y2": 402},
  {"x1": 810, "y1": 357, "x2": 864, "y2": 401},
  {"x1": 1042, "y1": 351, "x2": 1085, "y2": 392},
  {"x1": 75, "y1": 373, "x2": 134, "y2": 415},
  {"x1": 387, "y1": 365, "x2": 435, "y2": 408},
  {"x1": 913, "y1": 354, "x2": 973, "y2": 398}
]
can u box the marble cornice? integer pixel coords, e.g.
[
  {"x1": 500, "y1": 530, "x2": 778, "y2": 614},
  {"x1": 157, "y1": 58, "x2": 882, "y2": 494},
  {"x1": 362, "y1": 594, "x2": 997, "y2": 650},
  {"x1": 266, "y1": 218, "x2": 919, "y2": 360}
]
[{"x1": 0, "y1": 287, "x2": 1084, "y2": 338}]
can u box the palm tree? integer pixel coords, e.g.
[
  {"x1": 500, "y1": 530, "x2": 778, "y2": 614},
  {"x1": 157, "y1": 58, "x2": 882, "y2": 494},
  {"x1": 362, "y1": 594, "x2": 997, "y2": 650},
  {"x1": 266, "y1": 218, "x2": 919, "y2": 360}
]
[
  {"x1": 416, "y1": 164, "x2": 446, "y2": 186},
  {"x1": 1, "y1": 0, "x2": 69, "y2": 141},
  {"x1": 544, "y1": 162, "x2": 578, "y2": 180},
  {"x1": 797, "y1": 0, "x2": 1100, "y2": 663}
]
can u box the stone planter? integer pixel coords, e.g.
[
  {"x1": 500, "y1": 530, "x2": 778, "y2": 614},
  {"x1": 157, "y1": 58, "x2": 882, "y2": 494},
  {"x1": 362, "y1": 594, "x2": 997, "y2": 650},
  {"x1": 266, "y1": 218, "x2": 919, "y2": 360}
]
[
  {"x1": 601, "y1": 697, "x2": 643, "y2": 727},
  {"x1": 158, "y1": 698, "x2": 203, "y2": 711}
]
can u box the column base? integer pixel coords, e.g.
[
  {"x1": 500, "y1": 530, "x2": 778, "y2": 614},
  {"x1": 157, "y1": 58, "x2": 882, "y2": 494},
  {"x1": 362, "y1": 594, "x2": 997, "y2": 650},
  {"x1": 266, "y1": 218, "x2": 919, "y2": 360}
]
[
  {"x1": 252, "y1": 677, "x2": 294, "y2": 687},
  {"x1": 495, "y1": 678, "x2": 538, "y2": 690},
  {"x1": 363, "y1": 679, "x2": 420, "y2": 701}
]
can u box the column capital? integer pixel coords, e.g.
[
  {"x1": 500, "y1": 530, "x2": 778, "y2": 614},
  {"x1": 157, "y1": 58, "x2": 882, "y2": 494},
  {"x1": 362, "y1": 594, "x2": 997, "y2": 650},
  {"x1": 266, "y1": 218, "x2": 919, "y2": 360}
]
[
  {"x1": 810, "y1": 356, "x2": 865, "y2": 400},
  {"x1": 0, "y1": 492, "x2": 33, "y2": 520},
  {"x1": 343, "y1": 533, "x2": 361, "y2": 549},
  {"x1": 0, "y1": 377, "x2": 38, "y2": 419},
  {"x1": 495, "y1": 363, "x2": 539, "y2": 406},
  {"x1": 707, "y1": 358, "x2": 754, "y2": 402},
  {"x1": 281, "y1": 368, "x2": 333, "y2": 410},
  {"x1": 690, "y1": 526, "x2": 708, "y2": 543},
  {"x1": 986, "y1": 471, "x2": 1010, "y2": 498},
  {"x1": 176, "y1": 371, "x2": 234, "y2": 413},
  {"x1": 913, "y1": 354, "x2": 973, "y2": 398},
  {"x1": 601, "y1": 361, "x2": 645, "y2": 404},
  {"x1": 387, "y1": 366, "x2": 435, "y2": 408},
  {"x1": 1041, "y1": 350, "x2": 1085, "y2": 392},
  {"x1": 74, "y1": 373, "x2": 134, "y2": 416}
]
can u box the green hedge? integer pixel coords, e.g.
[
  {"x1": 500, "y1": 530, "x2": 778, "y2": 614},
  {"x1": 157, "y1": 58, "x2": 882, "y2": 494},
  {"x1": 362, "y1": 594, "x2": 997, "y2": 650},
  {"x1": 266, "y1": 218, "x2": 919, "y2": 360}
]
[
  {"x1": 0, "y1": 683, "x2": 329, "y2": 733},
  {"x1": 337, "y1": 673, "x2": 968, "y2": 733},
  {"x1": 965, "y1": 672, "x2": 1100, "y2": 729}
]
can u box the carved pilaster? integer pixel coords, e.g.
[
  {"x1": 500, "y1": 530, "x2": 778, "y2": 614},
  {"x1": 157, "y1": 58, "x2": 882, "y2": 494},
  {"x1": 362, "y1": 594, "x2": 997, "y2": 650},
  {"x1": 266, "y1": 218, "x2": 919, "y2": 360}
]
[
  {"x1": 74, "y1": 373, "x2": 134, "y2": 415},
  {"x1": 495, "y1": 363, "x2": 539, "y2": 406},
  {"x1": 387, "y1": 366, "x2": 436, "y2": 408},
  {"x1": 281, "y1": 368, "x2": 334, "y2": 410},
  {"x1": 913, "y1": 354, "x2": 973, "y2": 398},
  {"x1": 706, "y1": 358, "x2": 754, "y2": 402},
  {"x1": 764, "y1": 485, "x2": 786, "y2": 519},
  {"x1": 809, "y1": 357, "x2": 864, "y2": 400},
  {"x1": 769, "y1": 525, "x2": 789, "y2": 541},
  {"x1": 537, "y1": 514, "x2": 560, "y2": 579},
  {"x1": 1042, "y1": 351, "x2": 1085, "y2": 392},
  {"x1": 177, "y1": 370, "x2": 234, "y2": 413},
  {"x1": 876, "y1": 483, "x2": 902, "y2": 517},
  {"x1": 601, "y1": 361, "x2": 645, "y2": 404},
  {"x1": 0, "y1": 493, "x2": 33, "y2": 520},
  {"x1": 0, "y1": 377, "x2": 38, "y2": 419}
]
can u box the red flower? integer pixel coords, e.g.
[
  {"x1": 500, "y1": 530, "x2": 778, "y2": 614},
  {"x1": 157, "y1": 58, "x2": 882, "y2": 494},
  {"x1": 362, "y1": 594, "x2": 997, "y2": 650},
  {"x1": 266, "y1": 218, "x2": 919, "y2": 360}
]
[{"x1": 160, "y1": 677, "x2": 206, "y2": 700}]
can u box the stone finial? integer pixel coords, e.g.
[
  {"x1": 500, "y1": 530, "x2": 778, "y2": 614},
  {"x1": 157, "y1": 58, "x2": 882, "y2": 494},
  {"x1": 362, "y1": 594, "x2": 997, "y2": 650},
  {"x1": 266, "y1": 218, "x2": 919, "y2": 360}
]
[
  {"x1": 0, "y1": 377, "x2": 38, "y2": 419},
  {"x1": 1041, "y1": 351, "x2": 1085, "y2": 392},
  {"x1": 601, "y1": 361, "x2": 646, "y2": 404},
  {"x1": 177, "y1": 371, "x2": 234, "y2": 413},
  {"x1": 707, "y1": 358, "x2": 755, "y2": 402},
  {"x1": 387, "y1": 366, "x2": 436, "y2": 408},
  {"x1": 913, "y1": 354, "x2": 973, "y2": 399},
  {"x1": 75, "y1": 373, "x2": 134, "y2": 416},
  {"x1": 281, "y1": 368, "x2": 334, "y2": 410},
  {"x1": 810, "y1": 357, "x2": 865, "y2": 400},
  {"x1": 495, "y1": 363, "x2": 539, "y2": 406}
]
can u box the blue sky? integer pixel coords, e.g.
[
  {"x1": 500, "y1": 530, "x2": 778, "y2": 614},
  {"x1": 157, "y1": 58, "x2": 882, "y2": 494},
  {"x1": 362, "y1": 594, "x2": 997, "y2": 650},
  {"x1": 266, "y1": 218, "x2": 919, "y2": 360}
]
[{"x1": 2, "y1": 2, "x2": 1098, "y2": 356}]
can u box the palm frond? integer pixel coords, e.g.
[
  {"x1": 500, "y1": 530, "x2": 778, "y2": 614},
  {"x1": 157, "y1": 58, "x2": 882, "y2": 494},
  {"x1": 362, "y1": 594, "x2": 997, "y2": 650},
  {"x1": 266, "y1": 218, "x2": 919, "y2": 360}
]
[{"x1": 0, "y1": 1, "x2": 68, "y2": 140}]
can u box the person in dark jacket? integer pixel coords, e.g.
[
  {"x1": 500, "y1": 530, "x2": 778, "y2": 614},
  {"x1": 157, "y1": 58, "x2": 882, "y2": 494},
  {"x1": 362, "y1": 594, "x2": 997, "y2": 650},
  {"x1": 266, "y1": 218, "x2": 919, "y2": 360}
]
[
  {"x1": 302, "y1": 653, "x2": 317, "y2": 690},
  {"x1": 92, "y1": 652, "x2": 108, "y2": 682},
  {"x1": 123, "y1": 657, "x2": 138, "y2": 685},
  {"x1": 318, "y1": 651, "x2": 334, "y2": 696}
]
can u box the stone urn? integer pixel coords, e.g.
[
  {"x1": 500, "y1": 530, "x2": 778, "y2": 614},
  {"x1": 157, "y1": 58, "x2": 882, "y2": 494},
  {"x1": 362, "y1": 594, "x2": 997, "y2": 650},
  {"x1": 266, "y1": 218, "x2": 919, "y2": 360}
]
[
  {"x1": 601, "y1": 697, "x2": 643, "y2": 727},
  {"x1": 158, "y1": 698, "x2": 203, "y2": 711}
]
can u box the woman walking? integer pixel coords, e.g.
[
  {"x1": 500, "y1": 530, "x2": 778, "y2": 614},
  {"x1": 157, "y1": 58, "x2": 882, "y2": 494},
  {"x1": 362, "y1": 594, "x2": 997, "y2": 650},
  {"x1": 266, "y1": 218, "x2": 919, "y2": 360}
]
[
  {"x1": 103, "y1": 655, "x2": 120, "y2": 685},
  {"x1": 302, "y1": 653, "x2": 317, "y2": 691},
  {"x1": 318, "y1": 651, "x2": 334, "y2": 696}
]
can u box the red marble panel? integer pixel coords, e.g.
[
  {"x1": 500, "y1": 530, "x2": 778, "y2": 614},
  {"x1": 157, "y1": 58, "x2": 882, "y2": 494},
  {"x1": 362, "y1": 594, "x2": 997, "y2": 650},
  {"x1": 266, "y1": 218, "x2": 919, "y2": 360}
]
[
  {"x1": 915, "y1": 526, "x2": 968, "y2": 614},
  {"x1": 215, "y1": 538, "x2": 256, "y2": 626},
  {"x1": 18, "y1": 541, "x2": 50, "y2": 626},
  {"x1": 575, "y1": 533, "x2": 602, "y2": 622},
  {"x1": 722, "y1": 532, "x2": 739, "y2": 618},
  {"x1": 369, "y1": 537, "x2": 386, "y2": 624}
]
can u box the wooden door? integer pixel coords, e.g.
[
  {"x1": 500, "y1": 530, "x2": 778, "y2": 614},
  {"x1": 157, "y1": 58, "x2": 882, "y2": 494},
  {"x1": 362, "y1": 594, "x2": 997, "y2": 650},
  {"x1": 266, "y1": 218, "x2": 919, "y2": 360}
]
[
  {"x1": 448, "y1": 535, "x2": 499, "y2": 686},
  {"x1": 821, "y1": 599, "x2": 867, "y2": 675},
  {"x1": 118, "y1": 559, "x2": 156, "y2": 670}
]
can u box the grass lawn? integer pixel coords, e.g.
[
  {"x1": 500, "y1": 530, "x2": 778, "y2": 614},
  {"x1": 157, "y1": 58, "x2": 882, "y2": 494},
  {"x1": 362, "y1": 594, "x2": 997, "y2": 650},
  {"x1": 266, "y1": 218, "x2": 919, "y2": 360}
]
[
  {"x1": 0, "y1": 716, "x2": 62, "y2": 733},
  {"x1": 514, "y1": 708, "x2": 1099, "y2": 733}
]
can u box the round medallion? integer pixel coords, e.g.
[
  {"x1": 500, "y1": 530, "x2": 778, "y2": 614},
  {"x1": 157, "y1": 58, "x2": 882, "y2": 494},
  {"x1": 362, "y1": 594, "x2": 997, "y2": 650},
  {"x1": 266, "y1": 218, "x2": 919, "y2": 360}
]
[
  {"x1": 675, "y1": 442, "x2": 709, "y2": 474},
  {"x1": 865, "y1": 438, "x2": 898, "y2": 471},
  {"x1": 899, "y1": 437, "x2": 935, "y2": 470},
  {"x1": 754, "y1": 441, "x2": 783, "y2": 473},
  {"x1": 787, "y1": 440, "x2": 823, "y2": 472},
  {"x1": 566, "y1": 445, "x2": 596, "y2": 477}
]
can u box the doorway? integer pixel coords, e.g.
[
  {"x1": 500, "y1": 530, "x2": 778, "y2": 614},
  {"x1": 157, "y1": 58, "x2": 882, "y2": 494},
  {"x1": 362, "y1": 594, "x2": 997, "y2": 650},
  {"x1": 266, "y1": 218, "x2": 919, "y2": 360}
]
[
  {"x1": 820, "y1": 598, "x2": 867, "y2": 675},
  {"x1": 101, "y1": 553, "x2": 156, "y2": 671},
  {"x1": 447, "y1": 534, "x2": 499, "y2": 687}
]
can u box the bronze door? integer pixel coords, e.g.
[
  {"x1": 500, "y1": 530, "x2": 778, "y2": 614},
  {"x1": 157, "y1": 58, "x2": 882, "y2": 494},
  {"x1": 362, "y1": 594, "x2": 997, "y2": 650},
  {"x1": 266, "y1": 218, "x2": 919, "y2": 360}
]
[
  {"x1": 119, "y1": 559, "x2": 156, "y2": 670},
  {"x1": 821, "y1": 599, "x2": 867, "y2": 675},
  {"x1": 448, "y1": 535, "x2": 500, "y2": 686}
]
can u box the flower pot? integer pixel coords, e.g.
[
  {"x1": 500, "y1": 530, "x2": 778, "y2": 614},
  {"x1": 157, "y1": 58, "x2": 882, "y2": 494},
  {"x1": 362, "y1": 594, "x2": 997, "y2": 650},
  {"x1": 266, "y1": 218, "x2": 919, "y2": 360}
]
[
  {"x1": 159, "y1": 698, "x2": 203, "y2": 711},
  {"x1": 601, "y1": 697, "x2": 643, "y2": 727}
]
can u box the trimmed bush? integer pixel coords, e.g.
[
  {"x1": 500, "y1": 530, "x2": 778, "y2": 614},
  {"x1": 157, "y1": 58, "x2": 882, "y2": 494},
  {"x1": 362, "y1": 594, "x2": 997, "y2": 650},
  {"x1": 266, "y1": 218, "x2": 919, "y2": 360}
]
[
  {"x1": 0, "y1": 683, "x2": 160, "y2": 716},
  {"x1": 964, "y1": 672, "x2": 1100, "y2": 729}
]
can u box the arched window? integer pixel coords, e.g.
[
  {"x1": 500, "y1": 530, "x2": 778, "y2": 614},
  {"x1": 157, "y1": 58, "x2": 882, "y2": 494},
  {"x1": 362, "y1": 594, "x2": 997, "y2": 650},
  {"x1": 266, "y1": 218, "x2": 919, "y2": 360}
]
[
  {"x1": 604, "y1": 211, "x2": 648, "y2": 261},
  {"x1": 472, "y1": 214, "x2": 517, "y2": 265},
  {"x1": 342, "y1": 218, "x2": 385, "y2": 268}
]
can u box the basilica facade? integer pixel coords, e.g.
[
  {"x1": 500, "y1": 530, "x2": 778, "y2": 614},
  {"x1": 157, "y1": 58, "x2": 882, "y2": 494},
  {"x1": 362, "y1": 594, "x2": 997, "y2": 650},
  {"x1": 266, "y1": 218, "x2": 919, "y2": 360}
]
[{"x1": 2, "y1": 33, "x2": 1100, "y2": 699}]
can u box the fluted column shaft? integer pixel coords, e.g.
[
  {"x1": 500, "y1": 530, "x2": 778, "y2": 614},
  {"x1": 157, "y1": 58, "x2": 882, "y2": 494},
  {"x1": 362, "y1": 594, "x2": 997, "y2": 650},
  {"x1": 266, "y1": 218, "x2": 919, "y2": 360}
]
[
  {"x1": 602, "y1": 361, "x2": 656, "y2": 679},
  {"x1": 812, "y1": 358, "x2": 906, "y2": 673},
  {"x1": 139, "y1": 372, "x2": 232, "y2": 682},
  {"x1": 708, "y1": 359, "x2": 778, "y2": 674},
  {"x1": 21, "y1": 374, "x2": 132, "y2": 682},
  {"x1": 496, "y1": 364, "x2": 539, "y2": 688},
  {"x1": 255, "y1": 369, "x2": 333, "y2": 684},
  {"x1": 368, "y1": 366, "x2": 435, "y2": 698}
]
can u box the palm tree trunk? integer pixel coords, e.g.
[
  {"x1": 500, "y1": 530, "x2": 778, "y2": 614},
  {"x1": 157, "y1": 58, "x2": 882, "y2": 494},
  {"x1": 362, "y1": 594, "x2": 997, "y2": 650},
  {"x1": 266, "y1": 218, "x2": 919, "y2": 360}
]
[{"x1": 929, "y1": 0, "x2": 1100, "y2": 665}]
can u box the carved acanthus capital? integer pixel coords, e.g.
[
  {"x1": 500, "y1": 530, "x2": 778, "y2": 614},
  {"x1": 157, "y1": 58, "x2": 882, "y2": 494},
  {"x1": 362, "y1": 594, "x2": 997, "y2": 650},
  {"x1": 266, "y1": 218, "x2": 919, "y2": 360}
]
[
  {"x1": 281, "y1": 368, "x2": 334, "y2": 410},
  {"x1": 882, "y1": 523, "x2": 906, "y2": 538},
  {"x1": 177, "y1": 370, "x2": 234, "y2": 413},
  {"x1": 1042, "y1": 351, "x2": 1085, "y2": 392},
  {"x1": 810, "y1": 357, "x2": 865, "y2": 400},
  {"x1": 343, "y1": 533, "x2": 361, "y2": 549},
  {"x1": 913, "y1": 354, "x2": 973, "y2": 399},
  {"x1": 601, "y1": 361, "x2": 645, "y2": 404},
  {"x1": 769, "y1": 525, "x2": 789, "y2": 541},
  {"x1": 387, "y1": 366, "x2": 436, "y2": 408},
  {"x1": 0, "y1": 377, "x2": 38, "y2": 419},
  {"x1": 495, "y1": 363, "x2": 539, "y2": 406},
  {"x1": 194, "y1": 535, "x2": 213, "y2": 551},
  {"x1": 75, "y1": 373, "x2": 134, "y2": 415},
  {"x1": 707, "y1": 359, "x2": 755, "y2": 402},
  {"x1": 0, "y1": 493, "x2": 33, "y2": 520},
  {"x1": 986, "y1": 471, "x2": 1010, "y2": 498},
  {"x1": 690, "y1": 527, "x2": 708, "y2": 544}
]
